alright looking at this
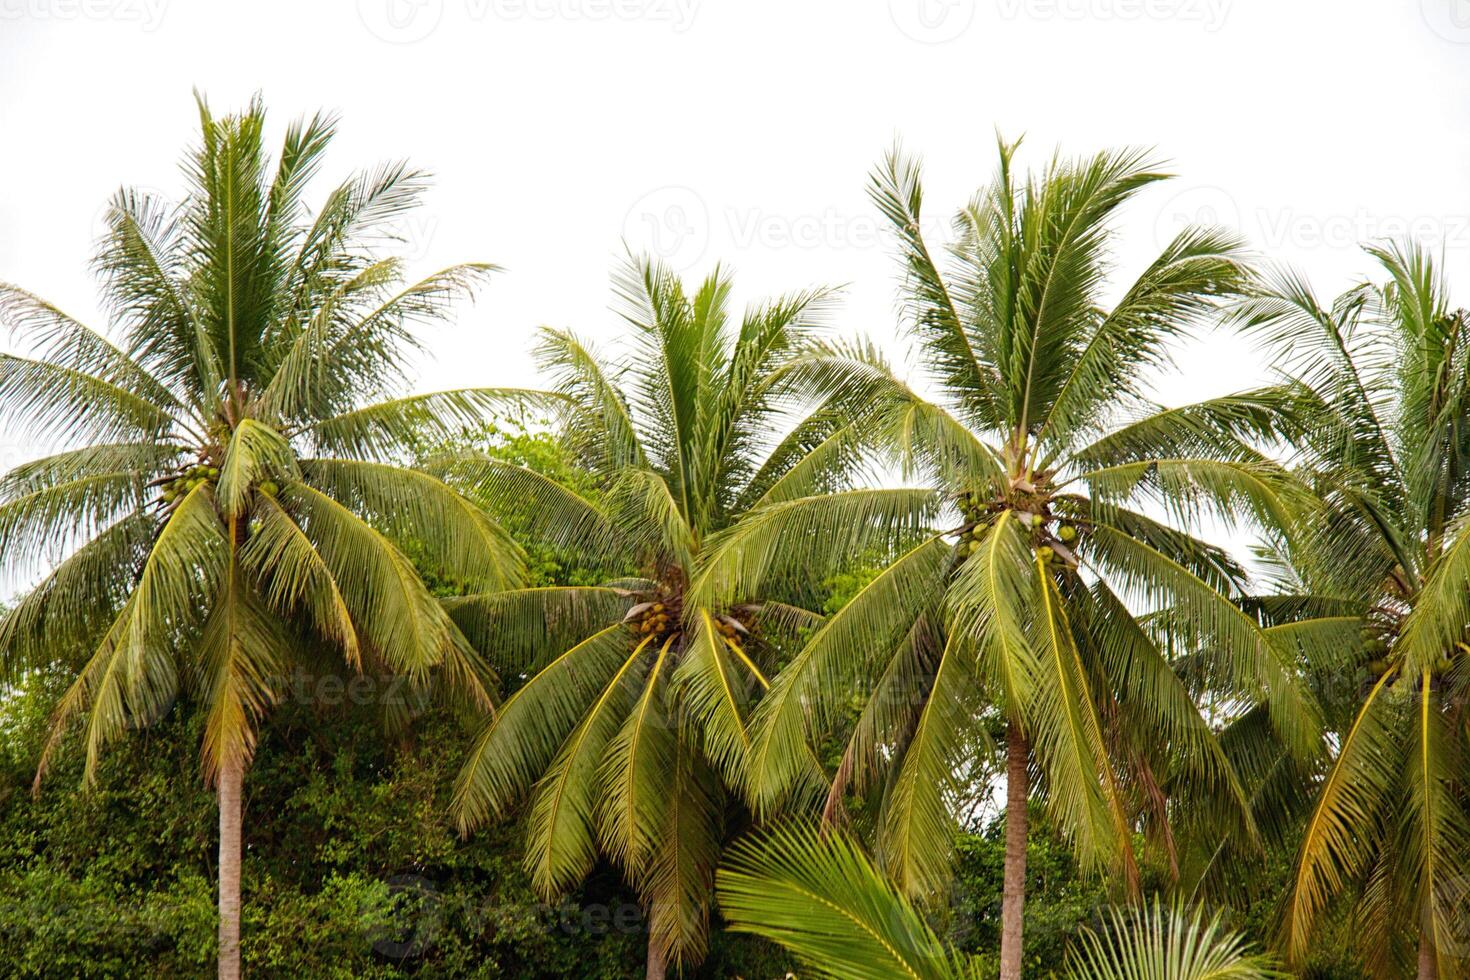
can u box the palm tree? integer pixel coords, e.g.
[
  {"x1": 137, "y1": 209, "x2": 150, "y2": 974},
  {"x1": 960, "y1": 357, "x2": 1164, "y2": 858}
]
[
  {"x1": 1239, "y1": 244, "x2": 1470, "y2": 978},
  {"x1": 0, "y1": 96, "x2": 522, "y2": 978},
  {"x1": 716, "y1": 825, "x2": 1284, "y2": 979},
  {"x1": 442, "y1": 256, "x2": 862, "y2": 977},
  {"x1": 690, "y1": 141, "x2": 1332, "y2": 980}
]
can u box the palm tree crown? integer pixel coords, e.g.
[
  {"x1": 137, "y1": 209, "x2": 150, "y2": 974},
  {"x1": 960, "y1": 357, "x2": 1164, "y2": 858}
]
[
  {"x1": 691, "y1": 142, "x2": 1335, "y2": 975},
  {"x1": 0, "y1": 96, "x2": 521, "y2": 976},
  {"x1": 443, "y1": 256, "x2": 863, "y2": 973},
  {"x1": 1243, "y1": 244, "x2": 1470, "y2": 977}
]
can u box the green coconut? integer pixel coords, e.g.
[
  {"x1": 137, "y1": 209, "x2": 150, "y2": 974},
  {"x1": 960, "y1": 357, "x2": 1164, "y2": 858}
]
[{"x1": 1058, "y1": 525, "x2": 1078, "y2": 542}]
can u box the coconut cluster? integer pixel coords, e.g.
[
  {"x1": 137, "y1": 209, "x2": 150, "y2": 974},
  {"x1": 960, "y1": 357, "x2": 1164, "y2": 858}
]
[
  {"x1": 634, "y1": 601, "x2": 672, "y2": 637},
  {"x1": 713, "y1": 615, "x2": 749, "y2": 657},
  {"x1": 951, "y1": 490, "x2": 1082, "y2": 568},
  {"x1": 161, "y1": 464, "x2": 219, "y2": 504},
  {"x1": 953, "y1": 491, "x2": 995, "y2": 558},
  {"x1": 158, "y1": 463, "x2": 283, "y2": 508},
  {"x1": 1024, "y1": 510, "x2": 1081, "y2": 567}
]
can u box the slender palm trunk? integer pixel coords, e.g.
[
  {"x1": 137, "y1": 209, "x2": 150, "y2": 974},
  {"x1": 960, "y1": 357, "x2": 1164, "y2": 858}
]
[
  {"x1": 1419, "y1": 932, "x2": 1438, "y2": 980},
  {"x1": 218, "y1": 756, "x2": 244, "y2": 980},
  {"x1": 1000, "y1": 725, "x2": 1028, "y2": 980},
  {"x1": 646, "y1": 933, "x2": 667, "y2": 980}
]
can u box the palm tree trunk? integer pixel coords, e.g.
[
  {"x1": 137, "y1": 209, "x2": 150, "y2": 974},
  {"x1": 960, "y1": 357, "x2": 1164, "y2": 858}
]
[
  {"x1": 999, "y1": 724, "x2": 1028, "y2": 980},
  {"x1": 646, "y1": 932, "x2": 667, "y2": 980},
  {"x1": 1419, "y1": 932, "x2": 1438, "y2": 979},
  {"x1": 218, "y1": 755, "x2": 244, "y2": 980}
]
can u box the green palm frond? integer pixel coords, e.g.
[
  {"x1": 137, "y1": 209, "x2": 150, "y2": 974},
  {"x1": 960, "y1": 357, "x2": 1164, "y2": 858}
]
[
  {"x1": 0, "y1": 513, "x2": 153, "y2": 678},
  {"x1": 303, "y1": 387, "x2": 560, "y2": 460},
  {"x1": 1083, "y1": 524, "x2": 1322, "y2": 759},
  {"x1": 303, "y1": 458, "x2": 524, "y2": 592},
  {"x1": 1063, "y1": 899, "x2": 1285, "y2": 979},
  {"x1": 523, "y1": 636, "x2": 651, "y2": 897},
  {"x1": 690, "y1": 488, "x2": 941, "y2": 609},
  {"x1": 443, "y1": 586, "x2": 630, "y2": 674},
  {"x1": 745, "y1": 536, "x2": 950, "y2": 811},
  {"x1": 451, "y1": 624, "x2": 632, "y2": 833},
  {"x1": 671, "y1": 610, "x2": 755, "y2": 786},
  {"x1": 280, "y1": 481, "x2": 467, "y2": 680},
  {"x1": 1281, "y1": 668, "x2": 1401, "y2": 963},
  {"x1": 719, "y1": 825, "x2": 973, "y2": 980},
  {"x1": 238, "y1": 494, "x2": 360, "y2": 667},
  {"x1": 216, "y1": 418, "x2": 299, "y2": 516},
  {"x1": 638, "y1": 742, "x2": 724, "y2": 971},
  {"x1": 428, "y1": 451, "x2": 625, "y2": 558},
  {"x1": 878, "y1": 628, "x2": 987, "y2": 900},
  {"x1": 1036, "y1": 226, "x2": 1253, "y2": 450}
]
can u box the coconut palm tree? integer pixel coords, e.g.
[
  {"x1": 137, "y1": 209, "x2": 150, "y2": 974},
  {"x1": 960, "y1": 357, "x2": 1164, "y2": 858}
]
[
  {"x1": 0, "y1": 96, "x2": 522, "y2": 978},
  {"x1": 689, "y1": 141, "x2": 1334, "y2": 980},
  {"x1": 441, "y1": 256, "x2": 869, "y2": 977},
  {"x1": 716, "y1": 824, "x2": 1284, "y2": 979},
  {"x1": 1238, "y1": 244, "x2": 1470, "y2": 978}
]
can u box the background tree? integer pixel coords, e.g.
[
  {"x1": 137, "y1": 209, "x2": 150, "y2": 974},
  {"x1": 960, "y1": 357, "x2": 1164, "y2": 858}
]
[
  {"x1": 1239, "y1": 244, "x2": 1470, "y2": 978},
  {"x1": 0, "y1": 96, "x2": 521, "y2": 978},
  {"x1": 691, "y1": 141, "x2": 1339, "y2": 980},
  {"x1": 441, "y1": 256, "x2": 886, "y2": 977}
]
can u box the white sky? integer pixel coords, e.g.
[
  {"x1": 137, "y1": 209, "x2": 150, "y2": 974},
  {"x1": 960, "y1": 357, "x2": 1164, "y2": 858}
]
[{"x1": 1, "y1": 0, "x2": 1469, "y2": 467}]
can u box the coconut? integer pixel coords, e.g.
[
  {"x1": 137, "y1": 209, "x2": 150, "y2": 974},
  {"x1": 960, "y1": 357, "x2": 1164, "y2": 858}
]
[
  {"x1": 1058, "y1": 525, "x2": 1077, "y2": 542},
  {"x1": 259, "y1": 480, "x2": 279, "y2": 497},
  {"x1": 1029, "y1": 512, "x2": 1044, "y2": 528},
  {"x1": 1036, "y1": 545, "x2": 1054, "y2": 562}
]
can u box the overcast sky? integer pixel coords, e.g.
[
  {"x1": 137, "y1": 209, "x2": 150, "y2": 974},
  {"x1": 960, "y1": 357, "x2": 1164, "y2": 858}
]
[{"x1": 2, "y1": 0, "x2": 1468, "y2": 465}]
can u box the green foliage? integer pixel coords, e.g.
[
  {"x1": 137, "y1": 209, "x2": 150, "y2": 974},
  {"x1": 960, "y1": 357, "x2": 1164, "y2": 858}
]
[
  {"x1": 415, "y1": 419, "x2": 611, "y2": 593},
  {"x1": 0, "y1": 673, "x2": 789, "y2": 978},
  {"x1": 719, "y1": 824, "x2": 1281, "y2": 980},
  {"x1": 948, "y1": 817, "x2": 1114, "y2": 976}
]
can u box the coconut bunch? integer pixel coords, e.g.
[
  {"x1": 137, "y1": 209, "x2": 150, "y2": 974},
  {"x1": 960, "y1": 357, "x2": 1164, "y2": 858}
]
[
  {"x1": 157, "y1": 463, "x2": 220, "y2": 506},
  {"x1": 153, "y1": 462, "x2": 283, "y2": 510},
  {"x1": 950, "y1": 488, "x2": 1084, "y2": 568},
  {"x1": 627, "y1": 598, "x2": 676, "y2": 639},
  {"x1": 621, "y1": 594, "x2": 752, "y2": 656}
]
